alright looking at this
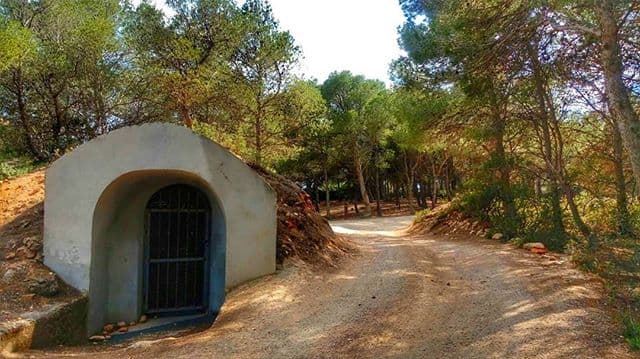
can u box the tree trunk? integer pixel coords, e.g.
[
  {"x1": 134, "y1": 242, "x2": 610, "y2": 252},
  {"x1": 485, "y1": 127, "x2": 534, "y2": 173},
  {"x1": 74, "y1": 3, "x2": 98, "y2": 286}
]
[
  {"x1": 403, "y1": 151, "x2": 416, "y2": 210},
  {"x1": 314, "y1": 184, "x2": 320, "y2": 211},
  {"x1": 445, "y1": 159, "x2": 453, "y2": 201},
  {"x1": 421, "y1": 181, "x2": 428, "y2": 208},
  {"x1": 414, "y1": 181, "x2": 420, "y2": 207},
  {"x1": 354, "y1": 153, "x2": 371, "y2": 215},
  {"x1": 13, "y1": 69, "x2": 45, "y2": 161},
  {"x1": 375, "y1": 149, "x2": 382, "y2": 217},
  {"x1": 488, "y1": 85, "x2": 518, "y2": 235},
  {"x1": 597, "y1": 1, "x2": 640, "y2": 189},
  {"x1": 254, "y1": 117, "x2": 262, "y2": 165},
  {"x1": 180, "y1": 105, "x2": 193, "y2": 128},
  {"x1": 324, "y1": 165, "x2": 331, "y2": 217},
  {"x1": 431, "y1": 163, "x2": 438, "y2": 210},
  {"x1": 562, "y1": 182, "x2": 589, "y2": 237},
  {"x1": 47, "y1": 81, "x2": 64, "y2": 157},
  {"x1": 612, "y1": 121, "x2": 632, "y2": 234},
  {"x1": 561, "y1": 178, "x2": 596, "y2": 249},
  {"x1": 527, "y1": 43, "x2": 567, "y2": 238}
]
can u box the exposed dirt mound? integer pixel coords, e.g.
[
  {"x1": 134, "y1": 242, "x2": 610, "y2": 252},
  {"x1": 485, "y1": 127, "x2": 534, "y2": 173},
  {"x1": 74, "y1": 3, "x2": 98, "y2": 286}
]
[
  {"x1": 248, "y1": 164, "x2": 353, "y2": 267},
  {"x1": 0, "y1": 169, "x2": 80, "y2": 322},
  {"x1": 409, "y1": 202, "x2": 489, "y2": 238}
]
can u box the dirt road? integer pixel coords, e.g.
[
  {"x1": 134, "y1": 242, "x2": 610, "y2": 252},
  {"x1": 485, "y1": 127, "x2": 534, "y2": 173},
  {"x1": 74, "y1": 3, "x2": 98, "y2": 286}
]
[{"x1": 34, "y1": 216, "x2": 633, "y2": 358}]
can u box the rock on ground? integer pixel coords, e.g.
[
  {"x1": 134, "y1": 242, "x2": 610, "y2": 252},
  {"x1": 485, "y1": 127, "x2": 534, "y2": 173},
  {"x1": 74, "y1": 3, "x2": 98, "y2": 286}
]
[{"x1": 28, "y1": 272, "x2": 59, "y2": 297}]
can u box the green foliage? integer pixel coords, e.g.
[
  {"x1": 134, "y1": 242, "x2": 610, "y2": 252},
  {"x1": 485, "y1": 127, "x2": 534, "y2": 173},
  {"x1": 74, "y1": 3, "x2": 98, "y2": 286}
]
[
  {"x1": 508, "y1": 236, "x2": 525, "y2": 247},
  {"x1": 392, "y1": 88, "x2": 453, "y2": 151},
  {"x1": 0, "y1": 154, "x2": 36, "y2": 180},
  {"x1": 0, "y1": 19, "x2": 36, "y2": 71},
  {"x1": 456, "y1": 178, "x2": 524, "y2": 240},
  {"x1": 192, "y1": 120, "x2": 250, "y2": 158},
  {"x1": 320, "y1": 71, "x2": 392, "y2": 161},
  {"x1": 123, "y1": 0, "x2": 245, "y2": 126},
  {"x1": 414, "y1": 208, "x2": 431, "y2": 222},
  {"x1": 0, "y1": 120, "x2": 37, "y2": 179},
  {"x1": 623, "y1": 315, "x2": 640, "y2": 350},
  {"x1": 0, "y1": 0, "x2": 122, "y2": 159},
  {"x1": 122, "y1": 0, "x2": 308, "y2": 167},
  {"x1": 395, "y1": 0, "x2": 640, "y2": 347},
  {"x1": 456, "y1": 179, "x2": 499, "y2": 222},
  {"x1": 0, "y1": 0, "x2": 314, "y2": 169}
]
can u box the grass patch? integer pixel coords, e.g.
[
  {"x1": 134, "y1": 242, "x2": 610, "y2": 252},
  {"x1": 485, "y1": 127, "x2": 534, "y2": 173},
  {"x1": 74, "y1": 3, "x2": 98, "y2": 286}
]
[
  {"x1": 508, "y1": 236, "x2": 525, "y2": 247},
  {"x1": 414, "y1": 208, "x2": 431, "y2": 222},
  {"x1": 0, "y1": 153, "x2": 38, "y2": 180},
  {"x1": 623, "y1": 314, "x2": 640, "y2": 350}
]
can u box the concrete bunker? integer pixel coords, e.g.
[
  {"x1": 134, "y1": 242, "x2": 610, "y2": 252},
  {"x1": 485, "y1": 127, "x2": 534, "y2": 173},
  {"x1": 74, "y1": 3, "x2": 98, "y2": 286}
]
[{"x1": 44, "y1": 123, "x2": 277, "y2": 336}]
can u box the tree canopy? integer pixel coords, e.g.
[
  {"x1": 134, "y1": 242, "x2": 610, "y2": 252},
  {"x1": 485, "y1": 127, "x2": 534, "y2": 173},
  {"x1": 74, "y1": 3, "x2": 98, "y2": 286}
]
[{"x1": 2, "y1": 0, "x2": 640, "y2": 252}]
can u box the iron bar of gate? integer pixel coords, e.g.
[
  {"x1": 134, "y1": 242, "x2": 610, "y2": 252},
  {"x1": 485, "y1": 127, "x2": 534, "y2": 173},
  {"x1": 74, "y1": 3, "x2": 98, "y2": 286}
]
[
  {"x1": 145, "y1": 184, "x2": 210, "y2": 314},
  {"x1": 149, "y1": 257, "x2": 204, "y2": 263},
  {"x1": 175, "y1": 187, "x2": 180, "y2": 309},
  {"x1": 193, "y1": 211, "x2": 199, "y2": 308},
  {"x1": 155, "y1": 207, "x2": 160, "y2": 310},
  {"x1": 148, "y1": 209, "x2": 207, "y2": 213}
]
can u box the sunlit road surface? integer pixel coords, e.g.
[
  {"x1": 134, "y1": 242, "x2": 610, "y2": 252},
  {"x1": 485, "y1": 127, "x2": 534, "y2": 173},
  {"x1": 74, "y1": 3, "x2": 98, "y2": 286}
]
[
  {"x1": 29, "y1": 215, "x2": 631, "y2": 358},
  {"x1": 330, "y1": 215, "x2": 414, "y2": 237}
]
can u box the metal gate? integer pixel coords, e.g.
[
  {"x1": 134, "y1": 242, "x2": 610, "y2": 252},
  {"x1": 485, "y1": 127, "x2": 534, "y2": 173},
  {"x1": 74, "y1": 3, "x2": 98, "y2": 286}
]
[{"x1": 144, "y1": 184, "x2": 210, "y2": 315}]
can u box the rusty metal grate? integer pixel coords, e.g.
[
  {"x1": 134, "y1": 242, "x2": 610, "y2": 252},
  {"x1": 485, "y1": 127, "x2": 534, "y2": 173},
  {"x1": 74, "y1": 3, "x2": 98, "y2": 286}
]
[{"x1": 144, "y1": 184, "x2": 210, "y2": 315}]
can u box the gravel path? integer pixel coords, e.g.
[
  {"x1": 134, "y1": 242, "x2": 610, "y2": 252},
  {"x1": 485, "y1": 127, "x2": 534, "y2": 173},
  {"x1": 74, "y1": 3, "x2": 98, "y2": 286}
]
[{"x1": 32, "y1": 216, "x2": 634, "y2": 358}]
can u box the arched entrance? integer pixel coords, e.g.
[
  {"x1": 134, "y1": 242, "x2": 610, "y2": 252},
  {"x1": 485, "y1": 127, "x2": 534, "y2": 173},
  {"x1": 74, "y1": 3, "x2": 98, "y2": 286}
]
[
  {"x1": 87, "y1": 170, "x2": 227, "y2": 333},
  {"x1": 144, "y1": 184, "x2": 211, "y2": 315},
  {"x1": 44, "y1": 123, "x2": 277, "y2": 336}
]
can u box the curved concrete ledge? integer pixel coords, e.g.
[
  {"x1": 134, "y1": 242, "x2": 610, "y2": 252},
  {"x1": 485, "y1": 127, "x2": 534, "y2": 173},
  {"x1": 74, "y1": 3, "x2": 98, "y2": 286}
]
[{"x1": 0, "y1": 296, "x2": 87, "y2": 354}]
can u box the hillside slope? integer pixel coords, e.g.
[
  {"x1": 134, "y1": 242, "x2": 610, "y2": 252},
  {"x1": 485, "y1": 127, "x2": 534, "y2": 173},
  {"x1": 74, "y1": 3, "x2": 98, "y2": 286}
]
[
  {"x1": 0, "y1": 170, "x2": 79, "y2": 322},
  {"x1": 0, "y1": 166, "x2": 351, "y2": 322}
]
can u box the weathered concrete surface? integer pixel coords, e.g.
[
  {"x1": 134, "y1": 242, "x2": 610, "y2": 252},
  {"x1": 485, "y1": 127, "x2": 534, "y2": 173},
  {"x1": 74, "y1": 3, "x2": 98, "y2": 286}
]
[
  {"x1": 91, "y1": 171, "x2": 227, "y2": 329},
  {"x1": 44, "y1": 123, "x2": 277, "y2": 335}
]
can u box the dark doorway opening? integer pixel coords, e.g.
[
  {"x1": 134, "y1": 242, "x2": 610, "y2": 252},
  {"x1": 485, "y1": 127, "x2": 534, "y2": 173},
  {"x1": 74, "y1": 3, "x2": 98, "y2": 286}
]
[{"x1": 144, "y1": 184, "x2": 210, "y2": 315}]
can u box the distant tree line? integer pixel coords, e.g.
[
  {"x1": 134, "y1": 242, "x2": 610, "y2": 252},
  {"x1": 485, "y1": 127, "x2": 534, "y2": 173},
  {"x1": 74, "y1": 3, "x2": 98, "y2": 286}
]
[
  {"x1": 0, "y1": 0, "x2": 323, "y2": 167},
  {"x1": 385, "y1": 0, "x2": 640, "y2": 250},
  {"x1": 0, "y1": 0, "x2": 457, "y2": 219},
  {"x1": 4, "y1": 0, "x2": 640, "y2": 253}
]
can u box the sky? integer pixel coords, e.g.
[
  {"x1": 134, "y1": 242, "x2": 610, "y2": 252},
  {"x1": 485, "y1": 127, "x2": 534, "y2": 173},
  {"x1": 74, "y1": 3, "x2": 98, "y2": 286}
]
[
  {"x1": 136, "y1": 0, "x2": 407, "y2": 85},
  {"x1": 266, "y1": 0, "x2": 406, "y2": 85}
]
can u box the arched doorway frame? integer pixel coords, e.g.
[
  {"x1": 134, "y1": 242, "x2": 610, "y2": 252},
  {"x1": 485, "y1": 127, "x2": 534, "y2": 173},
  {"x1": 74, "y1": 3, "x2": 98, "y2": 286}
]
[
  {"x1": 90, "y1": 170, "x2": 226, "y2": 331},
  {"x1": 143, "y1": 184, "x2": 212, "y2": 316},
  {"x1": 44, "y1": 123, "x2": 277, "y2": 337}
]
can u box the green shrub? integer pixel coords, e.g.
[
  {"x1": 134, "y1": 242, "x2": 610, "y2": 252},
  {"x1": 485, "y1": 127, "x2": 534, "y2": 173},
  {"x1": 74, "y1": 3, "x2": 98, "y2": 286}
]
[
  {"x1": 0, "y1": 154, "x2": 36, "y2": 180},
  {"x1": 414, "y1": 208, "x2": 431, "y2": 222},
  {"x1": 623, "y1": 315, "x2": 640, "y2": 350},
  {"x1": 508, "y1": 237, "x2": 525, "y2": 247}
]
